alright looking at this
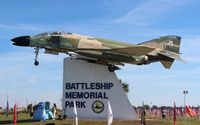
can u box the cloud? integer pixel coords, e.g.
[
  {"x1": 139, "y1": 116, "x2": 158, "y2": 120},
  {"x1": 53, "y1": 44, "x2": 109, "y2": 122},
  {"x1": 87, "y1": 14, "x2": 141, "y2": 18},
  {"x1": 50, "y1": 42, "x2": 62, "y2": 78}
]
[{"x1": 113, "y1": 0, "x2": 190, "y2": 25}]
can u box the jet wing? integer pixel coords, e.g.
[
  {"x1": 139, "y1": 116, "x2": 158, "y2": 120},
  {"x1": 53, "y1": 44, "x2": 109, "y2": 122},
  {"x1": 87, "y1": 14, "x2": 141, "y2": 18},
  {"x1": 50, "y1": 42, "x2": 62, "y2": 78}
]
[
  {"x1": 108, "y1": 45, "x2": 155, "y2": 56},
  {"x1": 77, "y1": 45, "x2": 154, "y2": 56}
]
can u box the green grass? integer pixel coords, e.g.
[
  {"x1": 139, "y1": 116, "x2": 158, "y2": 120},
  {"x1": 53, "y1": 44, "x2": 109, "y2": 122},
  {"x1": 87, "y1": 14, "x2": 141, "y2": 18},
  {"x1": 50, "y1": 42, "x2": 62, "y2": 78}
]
[{"x1": 0, "y1": 113, "x2": 200, "y2": 125}]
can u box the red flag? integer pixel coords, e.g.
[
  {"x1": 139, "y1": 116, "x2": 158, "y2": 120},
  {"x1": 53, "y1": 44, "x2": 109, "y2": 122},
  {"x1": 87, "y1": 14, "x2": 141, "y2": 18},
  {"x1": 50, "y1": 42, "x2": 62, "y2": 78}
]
[
  {"x1": 185, "y1": 106, "x2": 196, "y2": 117},
  {"x1": 13, "y1": 104, "x2": 17, "y2": 125},
  {"x1": 173, "y1": 102, "x2": 176, "y2": 125}
]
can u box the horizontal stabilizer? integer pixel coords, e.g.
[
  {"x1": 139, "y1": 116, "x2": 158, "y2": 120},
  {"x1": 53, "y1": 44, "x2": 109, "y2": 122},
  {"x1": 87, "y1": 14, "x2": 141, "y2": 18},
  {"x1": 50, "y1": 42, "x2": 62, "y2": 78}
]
[
  {"x1": 176, "y1": 56, "x2": 186, "y2": 63},
  {"x1": 158, "y1": 50, "x2": 186, "y2": 63}
]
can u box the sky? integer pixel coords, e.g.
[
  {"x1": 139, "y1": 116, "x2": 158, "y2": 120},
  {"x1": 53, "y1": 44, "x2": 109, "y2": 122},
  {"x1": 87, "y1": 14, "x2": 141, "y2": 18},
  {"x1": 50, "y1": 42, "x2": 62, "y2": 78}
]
[{"x1": 0, "y1": 0, "x2": 200, "y2": 108}]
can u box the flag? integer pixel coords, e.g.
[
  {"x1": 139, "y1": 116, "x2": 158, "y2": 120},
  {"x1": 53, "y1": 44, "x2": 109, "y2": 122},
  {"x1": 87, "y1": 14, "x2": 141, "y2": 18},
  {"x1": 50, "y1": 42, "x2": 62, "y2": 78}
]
[
  {"x1": 73, "y1": 100, "x2": 78, "y2": 125},
  {"x1": 173, "y1": 102, "x2": 176, "y2": 125},
  {"x1": 185, "y1": 106, "x2": 196, "y2": 117},
  {"x1": 13, "y1": 104, "x2": 17, "y2": 125},
  {"x1": 107, "y1": 100, "x2": 113, "y2": 125},
  {"x1": 6, "y1": 100, "x2": 9, "y2": 117}
]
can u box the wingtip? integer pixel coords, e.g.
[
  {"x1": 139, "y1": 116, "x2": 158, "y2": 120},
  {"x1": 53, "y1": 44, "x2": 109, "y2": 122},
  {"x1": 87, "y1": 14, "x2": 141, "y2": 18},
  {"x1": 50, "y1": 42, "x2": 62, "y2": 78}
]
[{"x1": 177, "y1": 57, "x2": 187, "y2": 64}]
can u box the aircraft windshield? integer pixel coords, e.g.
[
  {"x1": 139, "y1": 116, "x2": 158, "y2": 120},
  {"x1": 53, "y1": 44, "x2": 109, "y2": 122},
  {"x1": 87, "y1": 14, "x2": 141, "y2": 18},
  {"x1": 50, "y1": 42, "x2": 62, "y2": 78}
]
[{"x1": 35, "y1": 31, "x2": 70, "y2": 36}]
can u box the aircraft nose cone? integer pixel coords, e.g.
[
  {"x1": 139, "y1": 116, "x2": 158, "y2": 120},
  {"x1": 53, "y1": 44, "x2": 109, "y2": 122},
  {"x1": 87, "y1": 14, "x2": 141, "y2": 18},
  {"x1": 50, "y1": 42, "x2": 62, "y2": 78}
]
[{"x1": 11, "y1": 36, "x2": 30, "y2": 46}]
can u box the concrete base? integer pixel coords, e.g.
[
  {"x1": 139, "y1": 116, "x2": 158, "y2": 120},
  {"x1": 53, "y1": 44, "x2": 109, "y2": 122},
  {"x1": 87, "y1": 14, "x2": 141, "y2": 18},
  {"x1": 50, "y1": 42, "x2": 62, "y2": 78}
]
[{"x1": 62, "y1": 58, "x2": 137, "y2": 120}]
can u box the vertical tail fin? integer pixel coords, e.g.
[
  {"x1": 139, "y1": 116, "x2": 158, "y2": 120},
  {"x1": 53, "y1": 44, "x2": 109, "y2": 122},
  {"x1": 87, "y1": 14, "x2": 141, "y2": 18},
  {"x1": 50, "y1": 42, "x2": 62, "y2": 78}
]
[
  {"x1": 138, "y1": 35, "x2": 184, "y2": 69},
  {"x1": 138, "y1": 35, "x2": 181, "y2": 54}
]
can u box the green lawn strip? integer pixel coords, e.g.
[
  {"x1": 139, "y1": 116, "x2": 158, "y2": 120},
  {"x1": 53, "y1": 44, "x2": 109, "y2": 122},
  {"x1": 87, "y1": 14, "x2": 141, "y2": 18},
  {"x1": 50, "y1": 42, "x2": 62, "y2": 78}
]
[{"x1": 1, "y1": 113, "x2": 200, "y2": 125}]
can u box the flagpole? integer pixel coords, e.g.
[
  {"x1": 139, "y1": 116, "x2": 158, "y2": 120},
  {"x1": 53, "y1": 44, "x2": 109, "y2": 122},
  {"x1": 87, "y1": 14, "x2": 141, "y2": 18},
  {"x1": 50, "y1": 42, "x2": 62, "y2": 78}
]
[
  {"x1": 73, "y1": 100, "x2": 78, "y2": 125},
  {"x1": 5, "y1": 94, "x2": 9, "y2": 123},
  {"x1": 107, "y1": 100, "x2": 113, "y2": 125},
  {"x1": 6, "y1": 94, "x2": 9, "y2": 117},
  {"x1": 174, "y1": 102, "x2": 176, "y2": 125},
  {"x1": 141, "y1": 101, "x2": 143, "y2": 125}
]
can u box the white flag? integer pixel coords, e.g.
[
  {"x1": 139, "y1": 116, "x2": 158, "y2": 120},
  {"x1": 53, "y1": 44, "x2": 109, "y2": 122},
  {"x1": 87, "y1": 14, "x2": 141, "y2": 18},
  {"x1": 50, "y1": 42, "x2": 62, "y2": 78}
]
[
  {"x1": 108, "y1": 100, "x2": 113, "y2": 125},
  {"x1": 73, "y1": 100, "x2": 78, "y2": 125}
]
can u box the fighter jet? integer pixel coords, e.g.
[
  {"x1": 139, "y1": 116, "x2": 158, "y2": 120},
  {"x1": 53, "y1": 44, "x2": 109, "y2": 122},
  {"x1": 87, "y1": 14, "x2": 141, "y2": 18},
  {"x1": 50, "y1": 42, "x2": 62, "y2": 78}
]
[{"x1": 11, "y1": 31, "x2": 185, "y2": 72}]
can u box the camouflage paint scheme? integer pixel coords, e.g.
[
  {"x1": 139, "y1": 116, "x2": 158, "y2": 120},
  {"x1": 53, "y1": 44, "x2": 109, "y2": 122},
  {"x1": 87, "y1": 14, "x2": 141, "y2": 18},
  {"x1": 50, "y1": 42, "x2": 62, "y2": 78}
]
[{"x1": 11, "y1": 32, "x2": 185, "y2": 71}]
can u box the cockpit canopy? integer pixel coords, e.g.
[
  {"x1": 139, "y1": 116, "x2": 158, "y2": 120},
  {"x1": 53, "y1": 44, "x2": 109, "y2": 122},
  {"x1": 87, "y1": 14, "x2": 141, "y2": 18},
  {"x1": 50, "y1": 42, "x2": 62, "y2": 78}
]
[{"x1": 35, "y1": 31, "x2": 72, "y2": 37}]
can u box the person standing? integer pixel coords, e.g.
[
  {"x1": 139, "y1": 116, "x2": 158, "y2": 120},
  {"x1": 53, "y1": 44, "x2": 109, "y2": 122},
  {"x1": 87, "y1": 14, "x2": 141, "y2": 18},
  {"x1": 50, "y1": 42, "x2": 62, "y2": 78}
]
[
  {"x1": 52, "y1": 103, "x2": 57, "y2": 120},
  {"x1": 141, "y1": 109, "x2": 146, "y2": 125}
]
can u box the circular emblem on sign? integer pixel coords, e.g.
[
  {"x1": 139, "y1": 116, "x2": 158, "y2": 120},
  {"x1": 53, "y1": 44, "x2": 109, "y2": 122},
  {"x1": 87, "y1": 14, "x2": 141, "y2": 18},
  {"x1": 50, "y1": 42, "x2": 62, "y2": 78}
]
[{"x1": 92, "y1": 100, "x2": 104, "y2": 113}]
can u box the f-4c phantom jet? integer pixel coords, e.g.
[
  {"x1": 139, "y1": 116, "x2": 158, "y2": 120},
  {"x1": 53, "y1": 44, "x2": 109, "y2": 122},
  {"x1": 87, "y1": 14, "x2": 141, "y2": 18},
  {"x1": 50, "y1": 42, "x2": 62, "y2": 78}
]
[{"x1": 11, "y1": 31, "x2": 185, "y2": 72}]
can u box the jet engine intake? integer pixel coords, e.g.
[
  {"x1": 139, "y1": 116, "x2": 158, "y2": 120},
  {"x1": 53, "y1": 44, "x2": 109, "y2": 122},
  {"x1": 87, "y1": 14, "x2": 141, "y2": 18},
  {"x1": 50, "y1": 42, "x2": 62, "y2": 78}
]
[{"x1": 136, "y1": 55, "x2": 149, "y2": 65}]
